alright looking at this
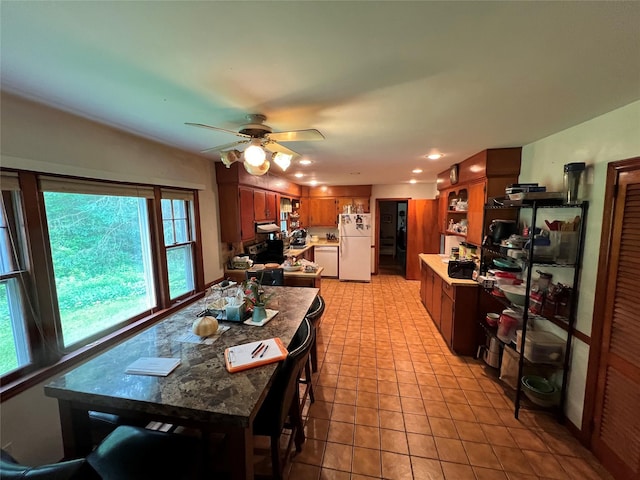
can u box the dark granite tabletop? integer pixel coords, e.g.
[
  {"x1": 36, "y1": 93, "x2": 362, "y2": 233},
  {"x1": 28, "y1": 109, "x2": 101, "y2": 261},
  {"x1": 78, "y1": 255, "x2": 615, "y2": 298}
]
[{"x1": 45, "y1": 286, "x2": 319, "y2": 428}]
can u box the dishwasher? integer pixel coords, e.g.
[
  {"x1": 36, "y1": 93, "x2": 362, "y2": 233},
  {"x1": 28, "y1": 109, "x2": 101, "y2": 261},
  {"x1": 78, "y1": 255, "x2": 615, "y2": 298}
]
[{"x1": 314, "y1": 246, "x2": 338, "y2": 277}]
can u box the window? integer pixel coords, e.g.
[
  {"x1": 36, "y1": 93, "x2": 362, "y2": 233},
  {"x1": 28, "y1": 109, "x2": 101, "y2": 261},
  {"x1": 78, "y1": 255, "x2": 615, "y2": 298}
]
[
  {"x1": 161, "y1": 191, "x2": 195, "y2": 300},
  {"x1": 0, "y1": 187, "x2": 31, "y2": 377},
  {"x1": 43, "y1": 191, "x2": 156, "y2": 347},
  {"x1": 0, "y1": 170, "x2": 202, "y2": 390}
]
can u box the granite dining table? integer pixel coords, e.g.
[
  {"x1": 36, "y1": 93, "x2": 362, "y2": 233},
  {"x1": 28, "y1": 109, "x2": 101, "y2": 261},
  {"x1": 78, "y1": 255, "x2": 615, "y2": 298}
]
[{"x1": 45, "y1": 286, "x2": 319, "y2": 480}]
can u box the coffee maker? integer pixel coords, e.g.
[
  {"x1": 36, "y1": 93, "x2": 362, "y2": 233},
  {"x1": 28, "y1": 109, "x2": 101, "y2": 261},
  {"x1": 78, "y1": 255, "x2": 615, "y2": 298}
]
[{"x1": 290, "y1": 229, "x2": 307, "y2": 247}]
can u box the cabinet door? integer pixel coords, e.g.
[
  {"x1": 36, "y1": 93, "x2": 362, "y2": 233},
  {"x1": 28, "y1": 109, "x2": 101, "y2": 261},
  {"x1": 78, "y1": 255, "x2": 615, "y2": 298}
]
[
  {"x1": 309, "y1": 198, "x2": 337, "y2": 226},
  {"x1": 421, "y1": 264, "x2": 429, "y2": 306},
  {"x1": 239, "y1": 187, "x2": 255, "y2": 242},
  {"x1": 253, "y1": 190, "x2": 266, "y2": 221},
  {"x1": 431, "y1": 274, "x2": 443, "y2": 330},
  {"x1": 297, "y1": 197, "x2": 309, "y2": 228},
  {"x1": 438, "y1": 193, "x2": 449, "y2": 233},
  {"x1": 265, "y1": 192, "x2": 277, "y2": 221},
  {"x1": 440, "y1": 291, "x2": 454, "y2": 348},
  {"x1": 466, "y1": 181, "x2": 486, "y2": 245},
  {"x1": 352, "y1": 197, "x2": 370, "y2": 213}
]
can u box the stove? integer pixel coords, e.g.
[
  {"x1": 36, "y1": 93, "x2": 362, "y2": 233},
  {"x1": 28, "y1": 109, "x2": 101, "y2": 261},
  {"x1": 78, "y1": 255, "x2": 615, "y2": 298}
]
[{"x1": 249, "y1": 240, "x2": 284, "y2": 265}]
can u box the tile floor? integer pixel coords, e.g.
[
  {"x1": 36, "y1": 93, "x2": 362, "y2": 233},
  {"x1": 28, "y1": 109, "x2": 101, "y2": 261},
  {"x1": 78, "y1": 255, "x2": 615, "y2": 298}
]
[{"x1": 282, "y1": 275, "x2": 613, "y2": 480}]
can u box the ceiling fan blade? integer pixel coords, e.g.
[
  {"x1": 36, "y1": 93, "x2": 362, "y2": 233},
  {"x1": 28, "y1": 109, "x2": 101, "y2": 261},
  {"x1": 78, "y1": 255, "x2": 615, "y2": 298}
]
[
  {"x1": 200, "y1": 139, "x2": 249, "y2": 154},
  {"x1": 264, "y1": 141, "x2": 300, "y2": 159},
  {"x1": 185, "y1": 122, "x2": 251, "y2": 138},
  {"x1": 267, "y1": 129, "x2": 325, "y2": 142}
]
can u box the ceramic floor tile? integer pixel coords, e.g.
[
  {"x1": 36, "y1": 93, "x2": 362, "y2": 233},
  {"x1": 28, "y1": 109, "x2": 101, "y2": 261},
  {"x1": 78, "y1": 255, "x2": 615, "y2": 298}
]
[
  {"x1": 473, "y1": 466, "x2": 510, "y2": 480},
  {"x1": 381, "y1": 451, "x2": 413, "y2": 480},
  {"x1": 406, "y1": 432, "x2": 438, "y2": 459},
  {"x1": 454, "y1": 419, "x2": 488, "y2": 443},
  {"x1": 521, "y1": 449, "x2": 567, "y2": 479},
  {"x1": 355, "y1": 406, "x2": 379, "y2": 427},
  {"x1": 330, "y1": 403, "x2": 356, "y2": 424},
  {"x1": 305, "y1": 417, "x2": 330, "y2": 441},
  {"x1": 293, "y1": 438, "x2": 326, "y2": 466},
  {"x1": 410, "y1": 456, "x2": 444, "y2": 480},
  {"x1": 288, "y1": 461, "x2": 321, "y2": 480},
  {"x1": 309, "y1": 400, "x2": 333, "y2": 420},
  {"x1": 434, "y1": 437, "x2": 469, "y2": 464},
  {"x1": 463, "y1": 440, "x2": 503, "y2": 469},
  {"x1": 378, "y1": 393, "x2": 402, "y2": 412},
  {"x1": 379, "y1": 409, "x2": 405, "y2": 431},
  {"x1": 351, "y1": 446, "x2": 382, "y2": 477},
  {"x1": 492, "y1": 446, "x2": 533, "y2": 475},
  {"x1": 322, "y1": 441, "x2": 353, "y2": 472},
  {"x1": 424, "y1": 400, "x2": 451, "y2": 419},
  {"x1": 327, "y1": 421, "x2": 354, "y2": 445},
  {"x1": 318, "y1": 467, "x2": 351, "y2": 480},
  {"x1": 354, "y1": 424, "x2": 380, "y2": 450},
  {"x1": 509, "y1": 427, "x2": 548, "y2": 452},
  {"x1": 403, "y1": 413, "x2": 432, "y2": 435},
  {"x1": 380, "y1": 428, "x2": 409, "y2": 454},
  {"x1": 333, "y1": 388, "x2": 357, "y2": 405},
  {"x1": 441, "y1": 461, "x2": 476, "y2": 480}
]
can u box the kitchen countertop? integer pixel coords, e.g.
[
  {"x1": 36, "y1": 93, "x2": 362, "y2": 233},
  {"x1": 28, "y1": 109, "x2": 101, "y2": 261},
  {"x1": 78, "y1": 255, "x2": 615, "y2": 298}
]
[
  {"x1": 419, "y1": 253, "x2": 478, "y2": 287},
  {"x1": 225, "y1": 265, "x2": 324, "y2": 278},
  {"x1": 285, "y1": 240, "x2": 339, "y2": 257}
]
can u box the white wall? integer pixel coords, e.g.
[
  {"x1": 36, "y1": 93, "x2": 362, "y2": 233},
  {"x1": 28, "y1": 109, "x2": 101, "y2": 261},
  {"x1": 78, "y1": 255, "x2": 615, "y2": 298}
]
[
  {"x1": 519, "y1": 99, "x2": 640, "y2": 429},
  {"x1": 0, "y1": 92, "x2": 225, "y2": 464}
]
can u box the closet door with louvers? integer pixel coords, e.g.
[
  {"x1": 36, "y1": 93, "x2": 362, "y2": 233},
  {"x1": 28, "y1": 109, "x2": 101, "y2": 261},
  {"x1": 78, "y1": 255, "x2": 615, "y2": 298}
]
[{"x1": 591, "y1": 162, "x2": 640, "y2": 480}]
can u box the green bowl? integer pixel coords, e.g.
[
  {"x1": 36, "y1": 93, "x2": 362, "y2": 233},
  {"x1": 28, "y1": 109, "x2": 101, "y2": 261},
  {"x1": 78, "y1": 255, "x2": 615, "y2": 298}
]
[{"x1": 522, "y1": 375, "x2": 555, "y2": 395}]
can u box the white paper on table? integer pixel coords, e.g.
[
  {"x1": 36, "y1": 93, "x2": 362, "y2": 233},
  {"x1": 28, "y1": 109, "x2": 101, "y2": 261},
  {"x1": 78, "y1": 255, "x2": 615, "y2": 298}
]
[
  {"x1": 125, "y1": 357, "x2": 181, "y2": 376},
  {"x1": 176, "y1": 325, "x2": 230, "y2": 345}
]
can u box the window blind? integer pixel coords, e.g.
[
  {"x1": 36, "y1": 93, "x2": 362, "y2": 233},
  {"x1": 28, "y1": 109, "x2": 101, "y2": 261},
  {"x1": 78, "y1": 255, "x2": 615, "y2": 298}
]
[{"x1": 39, "y1": 176, "x2": 154, "y2": 198}]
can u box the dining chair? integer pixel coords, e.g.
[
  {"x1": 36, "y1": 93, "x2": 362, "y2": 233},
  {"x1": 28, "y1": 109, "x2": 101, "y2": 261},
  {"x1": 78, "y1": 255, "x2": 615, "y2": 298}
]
[
  {"x1": 252, "y1": 317, "x2": 315, "y2": 480},
  {"x1": 305, "y1": 294, "x2": 325, "y2": 373},
  {"x1": 1, "y1": 425, "x2": 207, "y2": 480},
  {"x1": 245, "y1": 268, "x2": 284, "y2": 286}
]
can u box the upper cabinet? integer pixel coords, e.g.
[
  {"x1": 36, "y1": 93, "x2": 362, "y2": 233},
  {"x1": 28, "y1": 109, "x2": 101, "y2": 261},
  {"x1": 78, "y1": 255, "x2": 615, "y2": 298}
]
[
  {"x1": 302, "y1": 185, "x2": 372, "y2": 227},
  {"x1": 254, "y1": 190, "x2": 278, "y2": 222},
  {"x1": 437, "y1": 148, "x2": 522, "y2": 246},
  {"x1": 216, "y1": 163, "x2": 300, "y2": 243}
]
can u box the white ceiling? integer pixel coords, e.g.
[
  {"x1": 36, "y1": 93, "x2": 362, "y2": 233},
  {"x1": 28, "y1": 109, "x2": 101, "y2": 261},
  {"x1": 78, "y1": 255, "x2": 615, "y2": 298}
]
[{"x1": 1, "y1": 1, "x2": 639, "y2": 186}]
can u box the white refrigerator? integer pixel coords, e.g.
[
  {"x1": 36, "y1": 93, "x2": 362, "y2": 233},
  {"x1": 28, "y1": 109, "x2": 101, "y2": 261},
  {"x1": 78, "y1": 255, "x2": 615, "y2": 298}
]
[{"x1": 339, "y1": 213, "x2": 372, "y2": 282}]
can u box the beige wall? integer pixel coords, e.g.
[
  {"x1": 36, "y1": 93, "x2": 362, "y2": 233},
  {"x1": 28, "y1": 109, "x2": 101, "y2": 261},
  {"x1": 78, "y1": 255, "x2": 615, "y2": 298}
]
[
  {"x1": 0, "y1": 92, "x2": 225, "y2": 463},
  {"x1": 519, "y1": 100, "x2": 640, "y2": 429}
]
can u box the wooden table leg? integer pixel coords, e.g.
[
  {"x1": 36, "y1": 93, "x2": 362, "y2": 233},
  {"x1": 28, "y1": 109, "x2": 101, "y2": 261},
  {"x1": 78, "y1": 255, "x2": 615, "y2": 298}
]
[
  {"x1": 226, "y1": 426, "x2": 254, "y2": 480},
  {"x1": 57, "y1": 400, "x2": 92, "y2": 459}
]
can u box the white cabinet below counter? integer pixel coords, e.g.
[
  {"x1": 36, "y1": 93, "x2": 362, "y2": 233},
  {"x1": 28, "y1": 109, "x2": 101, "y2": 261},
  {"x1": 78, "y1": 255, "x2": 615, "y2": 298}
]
[{"x1": 314, "y1": 245, "x2": 339, "y2": 277}]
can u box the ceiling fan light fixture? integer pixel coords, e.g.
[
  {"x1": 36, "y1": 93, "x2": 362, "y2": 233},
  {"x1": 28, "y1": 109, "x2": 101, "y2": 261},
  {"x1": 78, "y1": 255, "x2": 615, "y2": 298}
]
[
  {"x1": 220, "y1": 149, "x2": 241, "y2": 168},
  {"x1": 244, "y1": 139, "x2": 266, "y2": 167},
  {"x1": 273, "y1": 152, "x2": 293, "y2": 171}
]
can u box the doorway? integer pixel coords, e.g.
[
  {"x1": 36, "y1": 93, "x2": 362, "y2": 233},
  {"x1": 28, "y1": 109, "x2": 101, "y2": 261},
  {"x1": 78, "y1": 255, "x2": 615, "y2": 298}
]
[{"x1": 377, "y1": 200, "x2": 408, "y2": 276}]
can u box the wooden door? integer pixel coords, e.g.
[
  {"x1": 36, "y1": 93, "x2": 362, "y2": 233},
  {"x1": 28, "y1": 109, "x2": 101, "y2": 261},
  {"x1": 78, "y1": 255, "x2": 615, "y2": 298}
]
[
  {"x1": 239, "y1": 187, "x2": 255, "y2": 242},
  {"x1": 405, "y1": 199, "x2": 439, "y2": 280},
  {"x1": 589, "y1": 158, "x2": 640, "y2": 480}
]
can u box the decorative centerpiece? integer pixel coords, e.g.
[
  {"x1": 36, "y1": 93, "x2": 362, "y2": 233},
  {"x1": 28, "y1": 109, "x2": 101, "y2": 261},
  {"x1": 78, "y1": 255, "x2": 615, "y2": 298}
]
[{"x1": 242, "y1": 275, "x2": 275, "y2": 323}]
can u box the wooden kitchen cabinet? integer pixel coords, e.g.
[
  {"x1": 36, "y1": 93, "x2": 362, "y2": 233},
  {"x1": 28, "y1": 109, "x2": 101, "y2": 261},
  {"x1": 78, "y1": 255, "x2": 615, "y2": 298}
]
[
  {"x1": 337, "y1": 197, "x2": 370, "y2": 214},
  {"x1": 309, "y1": 198, "x2": 338, "y2": 226},
  {"x1": 239, "y1": 187, "x2": 256, "y2": 242},
  {"x1": 420, "y1": 255, "x2": 478, "y2": 355},
  {"x1": 437, "y1": 148, "x2": 521, "y2": 247},
  {"x1": 254, "y1": 189, "x2": 278, "y2": 222}
]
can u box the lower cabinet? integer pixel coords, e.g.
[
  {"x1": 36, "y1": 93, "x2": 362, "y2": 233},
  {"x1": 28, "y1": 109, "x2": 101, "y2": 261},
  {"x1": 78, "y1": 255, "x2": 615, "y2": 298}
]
[{"x1": 420, "y1": 260, "x2": 478, "y2": 355}]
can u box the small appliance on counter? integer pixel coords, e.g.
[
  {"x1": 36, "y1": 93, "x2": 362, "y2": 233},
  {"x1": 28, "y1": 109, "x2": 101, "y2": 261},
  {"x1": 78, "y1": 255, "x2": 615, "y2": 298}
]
[{"x1": 290, "y1": 229, "x2": 308, "y2": 247}]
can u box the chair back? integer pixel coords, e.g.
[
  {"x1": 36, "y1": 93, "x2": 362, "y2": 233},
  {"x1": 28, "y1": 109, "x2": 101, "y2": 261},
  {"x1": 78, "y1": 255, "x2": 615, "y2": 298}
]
[
  {"x1": 253, "y1": 318, "x2": 315, "y2": 433},
  {"x1": 245, "y1": 268, "x2": 284, "y2": 286},
  {"x1": 305, "y1": 294, "x2": 325, "y2": 324},
  {"x1": 0, "y1": 449, "x2": 92, "y2": 480}
]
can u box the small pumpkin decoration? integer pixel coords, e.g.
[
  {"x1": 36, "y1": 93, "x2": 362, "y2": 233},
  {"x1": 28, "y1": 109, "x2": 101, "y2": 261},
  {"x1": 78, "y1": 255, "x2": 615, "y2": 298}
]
[{"x1": 192, "y1": 316, "x2": 219, "y2": 337}]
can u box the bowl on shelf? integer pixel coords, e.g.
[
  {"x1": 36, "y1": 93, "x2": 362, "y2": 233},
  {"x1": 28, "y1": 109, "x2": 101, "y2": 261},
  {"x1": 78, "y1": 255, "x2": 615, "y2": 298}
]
[
  {"x1": 500, "y1": 284, "x2": 528, "y2": 305},
  {"x1": 521, "y1": 375, "x2": 559, "y2": 407}
]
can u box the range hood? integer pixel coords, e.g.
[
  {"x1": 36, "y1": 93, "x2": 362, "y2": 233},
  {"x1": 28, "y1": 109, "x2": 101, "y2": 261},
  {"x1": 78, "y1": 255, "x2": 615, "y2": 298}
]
[{"x1": 255, "y1": 222, "x2": 281, "y2": 233}]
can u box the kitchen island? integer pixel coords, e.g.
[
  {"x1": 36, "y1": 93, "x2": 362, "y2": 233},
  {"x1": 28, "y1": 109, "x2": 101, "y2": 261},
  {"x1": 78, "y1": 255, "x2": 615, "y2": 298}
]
[{"x1": 419, "y1": 254, "x2": 478, "y2": 355}]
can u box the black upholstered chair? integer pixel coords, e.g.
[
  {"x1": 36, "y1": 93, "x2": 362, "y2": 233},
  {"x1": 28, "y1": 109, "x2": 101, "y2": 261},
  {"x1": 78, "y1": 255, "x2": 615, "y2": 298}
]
[
  {"x1": 252, "y1": 317, "x2": 315, "y2": 480},
  {"x1": 245, "y1": 268, "x2": 284, "y2": 286},
  {"x1": 305, "y1": 294, "x2": 325, "y2": 373},
  {"x1": 1, "y1": 426, "x2": 206, "y2": 480}
]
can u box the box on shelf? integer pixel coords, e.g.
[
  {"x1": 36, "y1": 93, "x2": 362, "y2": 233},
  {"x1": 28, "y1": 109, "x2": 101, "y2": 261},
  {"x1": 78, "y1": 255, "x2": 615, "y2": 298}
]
[
  {"x1": 516, "y1": 330, "x2": 564, "y2": 364},
  {"x1": 549, "y1": 231, "x2": 578, "y2": 264}
]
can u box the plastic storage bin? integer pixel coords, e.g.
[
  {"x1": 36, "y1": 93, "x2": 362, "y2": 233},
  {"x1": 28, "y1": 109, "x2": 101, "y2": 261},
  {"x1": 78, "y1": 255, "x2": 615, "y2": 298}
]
[{"x1": 516, "y1": 330, "x2": 564, "y2": 364}]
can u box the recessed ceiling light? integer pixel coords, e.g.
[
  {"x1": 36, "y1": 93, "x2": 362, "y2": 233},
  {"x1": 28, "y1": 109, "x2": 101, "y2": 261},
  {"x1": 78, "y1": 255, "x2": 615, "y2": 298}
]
[
  {"x1": 409, "y1": 179, "x2": 417, "y2": 184},
  {"x1": 412, "y1": 168, "x2": 423, "y2": 174},
  {"x1": 299, "y1": 159, "x2": 312, "y2": 165},
  {"x1": 294, "y1": 172, "x2": 304, "y2": 178},
  {"x1": 309, "y1": 180, "x2": 318, "y2": 186},
  {"x1": 427, "y1": 153, "x2": 442, "y2": 160}
]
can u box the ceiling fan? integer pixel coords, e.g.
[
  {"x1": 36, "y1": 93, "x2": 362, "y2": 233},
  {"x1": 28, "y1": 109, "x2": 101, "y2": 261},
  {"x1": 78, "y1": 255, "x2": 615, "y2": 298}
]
[{"x1": 185, "y1": 114, "x2": 324, "y2": 175}]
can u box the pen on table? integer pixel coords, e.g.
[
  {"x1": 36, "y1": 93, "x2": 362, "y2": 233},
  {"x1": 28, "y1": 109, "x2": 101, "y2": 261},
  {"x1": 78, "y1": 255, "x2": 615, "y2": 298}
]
[
  {"x1": 250, "y1": 342, "x2": 263, "y2": 357},
  {"x1": 252, "y1": 344, "x2": 266, "y2": 358},
  {"x1": 259, "y1": 345, "x2": 269, "y2": 358}
]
